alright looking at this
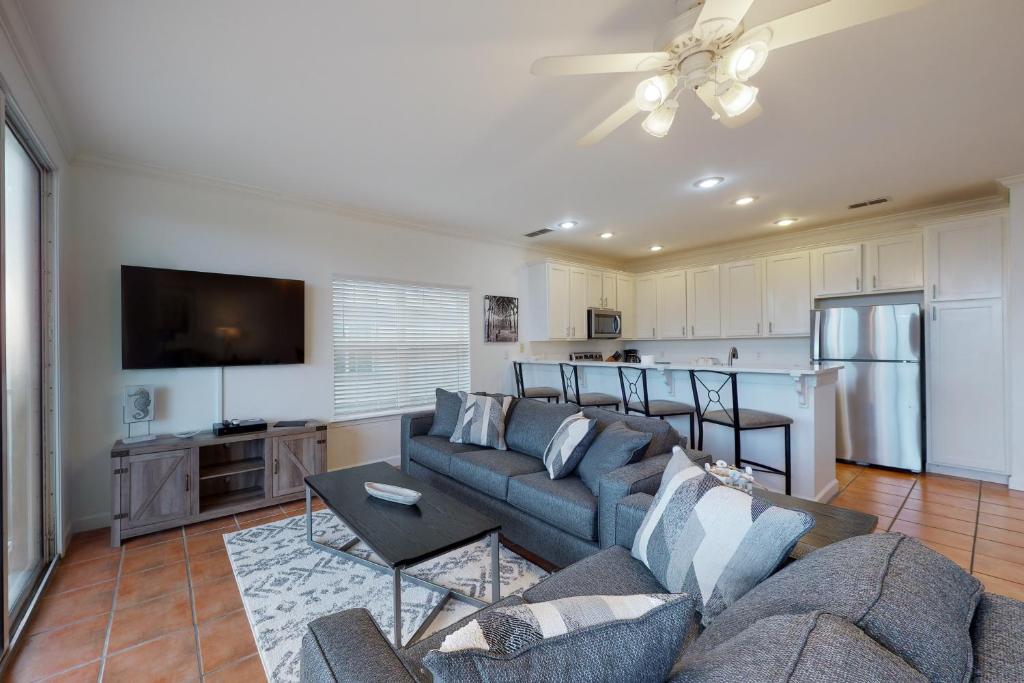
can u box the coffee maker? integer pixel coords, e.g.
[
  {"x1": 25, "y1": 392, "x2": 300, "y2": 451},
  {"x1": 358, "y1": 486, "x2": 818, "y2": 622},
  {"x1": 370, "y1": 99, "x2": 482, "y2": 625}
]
[{"x1": 623, "y1": 349, "x2": 640, "y2": 364}]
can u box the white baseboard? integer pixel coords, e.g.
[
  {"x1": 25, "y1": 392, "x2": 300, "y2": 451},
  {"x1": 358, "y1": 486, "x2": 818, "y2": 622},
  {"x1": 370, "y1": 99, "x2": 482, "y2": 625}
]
[
  {"x1": 71, "y1": 511, "x2": 111, "y2": 534},
  {"x1": 1009, "y1": 474, "x2": 1024, "y2": 492},
  {"x1": 815, "y1": 479, "x2": 840, "y2": 503},
  {"x1": 926, "y1": 462, "x2": 1009, "y2": 484}
]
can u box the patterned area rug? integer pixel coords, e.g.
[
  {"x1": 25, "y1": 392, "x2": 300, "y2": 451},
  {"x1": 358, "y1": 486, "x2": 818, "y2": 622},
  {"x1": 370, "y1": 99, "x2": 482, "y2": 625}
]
[{"x1": 224, "y1": 511, "x2": 548, "y2": 682}]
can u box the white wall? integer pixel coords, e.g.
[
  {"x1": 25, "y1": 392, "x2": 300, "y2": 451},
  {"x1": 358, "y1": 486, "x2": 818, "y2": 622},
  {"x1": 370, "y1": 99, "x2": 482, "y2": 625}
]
[
  {"x1": 64, "y1": 161, "x2": 612, "y2": 531},
  {"x1": 1001, "y1": 176, "x2": 1024, "y2": 490}
]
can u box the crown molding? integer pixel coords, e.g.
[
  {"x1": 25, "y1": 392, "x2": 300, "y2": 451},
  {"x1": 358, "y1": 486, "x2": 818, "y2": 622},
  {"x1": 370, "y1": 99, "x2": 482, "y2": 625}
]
[
  {"x1": 999, "y1": 173, "x2": 1024, "y2": 188},
  {"x1": 0, "y1": 0, "x2": 75, "y2": 160},
  {"x1": 71, "y1": 153, "x2": 622, "y2": 269},
  {"x1": 625, "y1": 194, "x2": 1007, "y2": 273}
]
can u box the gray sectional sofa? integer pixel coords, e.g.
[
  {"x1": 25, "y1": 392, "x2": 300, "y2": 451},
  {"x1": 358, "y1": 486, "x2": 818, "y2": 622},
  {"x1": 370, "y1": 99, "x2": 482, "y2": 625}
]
[{"x1": 399, "y1": 397, "x2": 703, "y2": 567}]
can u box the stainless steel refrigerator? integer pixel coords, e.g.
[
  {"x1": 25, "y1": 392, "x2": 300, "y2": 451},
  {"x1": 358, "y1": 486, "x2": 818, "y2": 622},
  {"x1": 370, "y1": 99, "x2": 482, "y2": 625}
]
[{"x1": 810, "y1": 304, "x2": 923, "y2": 472}]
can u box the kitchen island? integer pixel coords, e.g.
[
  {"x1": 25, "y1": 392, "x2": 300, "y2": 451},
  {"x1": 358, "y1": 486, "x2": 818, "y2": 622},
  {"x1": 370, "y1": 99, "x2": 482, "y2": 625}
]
[{"x1": 518, "y1": 359, "x2": 841, "y2": 502}]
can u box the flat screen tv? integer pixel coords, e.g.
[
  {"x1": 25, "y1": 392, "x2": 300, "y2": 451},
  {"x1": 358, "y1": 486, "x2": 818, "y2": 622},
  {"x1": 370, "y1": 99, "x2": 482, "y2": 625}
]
[{"x1": 121, "y1": 265, "x2": 305, "y2": 369}]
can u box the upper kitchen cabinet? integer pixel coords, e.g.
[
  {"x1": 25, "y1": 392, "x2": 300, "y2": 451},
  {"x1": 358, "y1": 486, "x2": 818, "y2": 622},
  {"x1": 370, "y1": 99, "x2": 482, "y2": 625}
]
[
  {"x1": 686, "y1": 265, "x2": 720, "y2": 338},
  {"x1": 720, "y1": 259, "x2": 764, "y2": 337},
  {"x1": 586, "y1": 270, "x2": 618, "y2": 310},
  {"x1": 526, "y1": 262, "x2": 588, "y2": 341},
  {"x1": 811, "y1": 244, "x2": 862, "y2": 297},
  {"x1": 924, "y1": 213, "x2": 1004, "y2": 301},
  {"x1": 764, "y1": 251, "x2": 811, "y2": 336},
  {"x1": 634, "y1": 276, "x2": 657, "y2": 340},
  {"x1": 616, "y1": 275, "x2": 635, "y2": 339},
  {"x1": 569, "y1": 267, "x2": 588, "y2": 340},
  {"x1": 656, "y1": 270, "x2": 687, "y2": 339},
  {"x1": 865, "y1": 233, "x2": 923, "y2": 292}
]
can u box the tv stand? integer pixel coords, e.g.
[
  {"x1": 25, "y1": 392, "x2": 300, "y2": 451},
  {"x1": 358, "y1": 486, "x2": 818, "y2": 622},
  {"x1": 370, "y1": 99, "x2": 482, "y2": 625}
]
[{"x1": 110, "y1": 422, "x2": 327, "y2": 546}]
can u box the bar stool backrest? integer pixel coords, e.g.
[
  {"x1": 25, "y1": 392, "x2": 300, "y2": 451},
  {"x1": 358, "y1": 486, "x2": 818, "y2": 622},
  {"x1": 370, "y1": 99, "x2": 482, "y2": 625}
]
[
  {"x1": 559, "y1": 363, "x2": 582, "y2": 405},
  {"x1": 618, "y1": 366, "x2": 651, "y2": 414},
  {"x1": 512, "y1": 361, "x2": 526, "y2": 398},
  {"x1": 689, "y1": 369, "x2": 740, "y2": 428}
]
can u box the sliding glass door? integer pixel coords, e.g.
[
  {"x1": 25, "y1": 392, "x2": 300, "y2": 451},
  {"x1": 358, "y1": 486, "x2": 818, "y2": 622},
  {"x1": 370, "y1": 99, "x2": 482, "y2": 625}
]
[{"x1": 3, "y1": 122, "x2": 44, "y2": 620}]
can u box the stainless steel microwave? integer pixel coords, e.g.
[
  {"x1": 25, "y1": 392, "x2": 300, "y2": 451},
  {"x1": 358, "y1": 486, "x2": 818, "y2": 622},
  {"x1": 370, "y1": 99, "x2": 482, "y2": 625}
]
[{"x1": 588, "y1": 308, "x2": 622, "y2": 339}]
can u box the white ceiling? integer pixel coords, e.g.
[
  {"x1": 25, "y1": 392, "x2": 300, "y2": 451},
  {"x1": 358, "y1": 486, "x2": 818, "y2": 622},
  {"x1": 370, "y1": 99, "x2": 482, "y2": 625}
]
[{"x1": 16, "y1": 0, "x2": 1024, "y2": 263}]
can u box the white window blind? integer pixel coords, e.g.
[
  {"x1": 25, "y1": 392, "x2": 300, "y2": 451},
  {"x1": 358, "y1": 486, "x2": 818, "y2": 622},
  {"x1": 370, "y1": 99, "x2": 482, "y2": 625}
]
[{"x1": 332, "y1": 277, "x2": 470, "y2": 419}]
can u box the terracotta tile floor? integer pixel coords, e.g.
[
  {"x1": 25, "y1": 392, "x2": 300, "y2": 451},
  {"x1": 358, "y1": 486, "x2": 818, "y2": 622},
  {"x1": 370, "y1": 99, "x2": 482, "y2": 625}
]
[
  {"x1": 7, "y1": 467, "x2": 1024, "y2": 680},
  {"x1": 5, "y1": 499, "x2": 325, "y2": 682},
  {"x1": 832, "y1": 462, "x2": 1024, "y2": 601}
]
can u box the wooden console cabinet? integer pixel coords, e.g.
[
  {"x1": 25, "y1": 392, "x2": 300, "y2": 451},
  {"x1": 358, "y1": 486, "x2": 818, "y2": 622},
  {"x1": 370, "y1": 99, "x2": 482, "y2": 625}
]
[{"x1": 110, "y1": 423, "x2": 327, "y2": 546}]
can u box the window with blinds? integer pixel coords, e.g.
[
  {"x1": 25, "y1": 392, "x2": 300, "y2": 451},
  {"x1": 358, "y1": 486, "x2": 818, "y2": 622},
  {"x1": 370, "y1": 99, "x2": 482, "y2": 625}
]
[{"x1": 332, "y1": 277, "x2": 471, "y2": 419}]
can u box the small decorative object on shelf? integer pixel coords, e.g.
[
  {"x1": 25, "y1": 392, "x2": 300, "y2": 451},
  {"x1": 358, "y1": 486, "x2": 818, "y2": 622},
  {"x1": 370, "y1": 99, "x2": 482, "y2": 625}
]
[
  {"x1": 705, "y1": 460, "x2": 756, "y2": 494},
  {"x1": 122, "y1": 384, "x2": 157, "y2": 443},
  {"x1": 364, "y1": 481, "x2": 422, "y2": 505}
]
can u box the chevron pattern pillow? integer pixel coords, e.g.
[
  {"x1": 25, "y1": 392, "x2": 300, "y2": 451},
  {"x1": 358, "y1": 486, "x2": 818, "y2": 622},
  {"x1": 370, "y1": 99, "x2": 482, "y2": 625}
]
[
  {"x1": 632, "y1": 447, "x2": 814, "y2": 625},
  {"x1": 423, "y1": 593, "x2": 694, "y2": 683},
  {"x1": 542, "y1": 412, "x2": 596, "y2": 479},
  {"x1": 449, "y1": 392, "x2": 513, "y2": 450}
]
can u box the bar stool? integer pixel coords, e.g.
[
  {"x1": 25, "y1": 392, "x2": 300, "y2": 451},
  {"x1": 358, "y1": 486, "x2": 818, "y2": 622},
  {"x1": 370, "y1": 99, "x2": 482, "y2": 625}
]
[
  {"x1": 513, "y1": 361, "x2": 561, "y2": 402},
  {"x1": 617, "y1": 366, "x2": 696, "y2": 445},
  {"x1": 559, "y1": 363, "x2": 620, "y2": 410},
  {"x1": 689, "y1": 369, "x2": 793, "y2": 495}
]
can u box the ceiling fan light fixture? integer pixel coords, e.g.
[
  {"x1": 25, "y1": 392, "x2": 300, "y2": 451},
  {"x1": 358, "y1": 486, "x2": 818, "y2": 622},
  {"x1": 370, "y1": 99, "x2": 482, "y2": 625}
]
[
  {"x1": 641, "y1": 99, "x2": 678, "y2": 138},
  {"x1": 718, "y1": 81, "x2": 759, "y2": 118},
  {"x1": 634, "y1": 74, "x2": 678, "y2": 112},
  {"x1": 725, "y1": 29, "x2": 771, "y2": 81}
]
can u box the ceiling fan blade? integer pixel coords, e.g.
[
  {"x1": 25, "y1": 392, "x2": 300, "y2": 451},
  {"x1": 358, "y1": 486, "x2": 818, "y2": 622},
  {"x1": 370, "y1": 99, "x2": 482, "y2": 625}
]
[
  {"x1": 695, "y1": 0, "x2": 757, "y2": 41},
  {"x1": 531, "y1": 52, "x2": 672, "y2": 77},
  {"x1": 577, "y1": 100, "x2": 642, "y2": 146},
  {"x1": 719, "y1": 101, "x2": 762, "y2": 128},
  {"x1": 750, "y1": 0, "x2": 932, "y2": 52}
]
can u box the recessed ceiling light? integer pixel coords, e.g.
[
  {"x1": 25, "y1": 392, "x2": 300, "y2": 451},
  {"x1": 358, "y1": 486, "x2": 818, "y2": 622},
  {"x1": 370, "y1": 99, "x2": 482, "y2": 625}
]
[
  {"x1": 649, "y1": 244, "x2": 663, "y2": 252},
  {"x1": 734, "y1": 196, "x2": 756, "y2": 206},
  {"x1": 600, "y1": 232, "x2": 614, "y2": 239},
  {"x1": 694, "y1": 176, "x2": 725, "y2": 189},
  {"x1": 558, "y1": 220, "x2": 577, "y2": 229},
  {"x1": 774, "y1": 217, "x2": 798, "y2": 227}
]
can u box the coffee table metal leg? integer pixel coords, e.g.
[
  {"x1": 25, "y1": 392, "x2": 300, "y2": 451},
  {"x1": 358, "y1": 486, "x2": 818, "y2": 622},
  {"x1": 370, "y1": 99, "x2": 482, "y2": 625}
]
[
  {"x1": 305, "y1": 486, "x2": 313, "y2": 542},
  {"x1": 491, "y1": 531, "x2": 501, "y2": 603},
  {"x1": 393, "y1": 567, "x2": 402, "y2": 648}
]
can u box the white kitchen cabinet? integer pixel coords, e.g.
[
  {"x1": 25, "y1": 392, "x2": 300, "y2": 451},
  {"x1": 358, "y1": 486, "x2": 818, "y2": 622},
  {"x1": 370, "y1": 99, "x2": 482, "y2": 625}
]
[
  {"x1": 925, "y1": 214, "x2": 1004, "y2": 301},
  {"x1": 928, "y1": 299, "x2": 1006, "y2": 473},
  {"x1": 602, "y1": 272, "x2": 617, "y2": 310},
  {"x1": 720, "y1": 259, "x2": 764, "y2": 337},
  {"x1": 545, "y1": 263, "x2": 570, "y2": 340},
  {"x1": 865, "y1": 233, "x2": 923, "y2": 292},
  {"x1": 634, "y1": 276, "x2": 657, "y2": 339},
  {"x1": 811, "y1": 244, "x2": 862, "y2": 297},
  {"x1": 569, "y1": 267, "x2": 588, "y2": 340},
  {"x1": 656, "y1": 270, "x2": 687, "y2": 339},
  {"x1": 616, "y1": 275, "x2": 634, "y2": 339},
  {"x1": 686, "y1": 265, "x2": 720, "y2": 338},
  {"x1": 586, "y1": 270, "x2": 603, "y2": 309},
  {"x1": 764, "y1": 251, "x2": 810, "y2": 336}
]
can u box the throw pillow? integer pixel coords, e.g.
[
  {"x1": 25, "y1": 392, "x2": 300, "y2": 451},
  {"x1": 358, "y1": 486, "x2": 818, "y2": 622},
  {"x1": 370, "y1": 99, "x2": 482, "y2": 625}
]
[
  {"x1": 577, "y1": 421, "x2": 653, "y2": 495},
  {"x1": 428, "y1": 388, "x2": 463, "y2": 438},
  {"x1": 423, "y1": 593, "x2": 694, "y2": 683},
  {"x1": 671, "y1": 611, "x2": 927, "y2": 683},
  {"x1": 631, "y1": 446, "x2": 814, "y2": 626},
  {"x1": 504, "y1": 399, "x2": 579, "y2": 459},
  {"x1": 542, "y1": 412, "x2": 597, "y2": 479},
  {"x1": 690, "y1": 532, "x2": 984, "y2": 683},
  {"x1": 450, "y1": 392, "x2": 513, "y2": 450}
]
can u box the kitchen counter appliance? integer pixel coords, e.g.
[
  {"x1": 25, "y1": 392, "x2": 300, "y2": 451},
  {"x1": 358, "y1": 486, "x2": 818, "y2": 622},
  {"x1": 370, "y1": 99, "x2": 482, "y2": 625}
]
[{"x1": 811, "y1": 304, "x2": 923, "y2": 472}]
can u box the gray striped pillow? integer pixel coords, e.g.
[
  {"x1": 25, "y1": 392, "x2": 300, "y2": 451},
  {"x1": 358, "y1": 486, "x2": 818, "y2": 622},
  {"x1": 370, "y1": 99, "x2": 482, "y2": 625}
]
[
  {"x1": 449, "y1": 392, "x2": 512, "y2": 450},
  {"x1": 542, "y1": 412, "x2": 596, "y2": 479}
]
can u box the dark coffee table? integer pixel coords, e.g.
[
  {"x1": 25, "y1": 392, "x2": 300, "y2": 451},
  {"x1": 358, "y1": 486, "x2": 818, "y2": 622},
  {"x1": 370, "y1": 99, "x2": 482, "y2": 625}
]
[
  {"x1": 759, "y1": 490, "x2": 878, "y2": 559},
  {"x1": 304, "y1": 462, "x2": 501, "y2": 647}
]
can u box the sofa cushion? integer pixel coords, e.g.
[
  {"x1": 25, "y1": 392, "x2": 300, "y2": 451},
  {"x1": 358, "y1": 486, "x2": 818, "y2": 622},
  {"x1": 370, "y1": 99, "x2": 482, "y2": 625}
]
[
  {"x1": 450, "y1": 392, "x2": 513, "y2": 450},
  {"x1": 583, "y1": 406, "x2": 683, "y2": 458},
  {"x1": 504, "y1": 399, "x2": 579, "y2": 459},
  {"x1": 672, "y1": 610, "x2": 927, "y2": 683},
  {"x1": 303, "y1": 608, "x2": 416, "y2": 683},
  {"x1": 577, "y1": 421, "x2": 652, "y2": 495},
  {"x1": 427, "y1": 388, "x2": 463, "y2": 438},
  {"x1": 970, "y1": 593, "x2": 1024, "y2": 682},
  {"x1": 507, "y1": 472, "x2": 598, "y2": 541},
  {"x1": 692, "y1": 533, "x2": 983, "y2": 683},
  {"x1": 407, "y1": 436, "x2": 480, "y2": 476},
  {"x1": 524, "y1": 545, "x2": 666, "y2": 603},
  {"x1": 632, "y1": 448, "x2": 814, "y2": 625},
  {"x1": 542, "y1": 413, "x2": 597, "y2": 479},
  {"x1": 448, "y1": 449, "x2": 545, "y2": 499},
  {"x1": 423, "y1": 593, "x2": 694, "y2": 683}
]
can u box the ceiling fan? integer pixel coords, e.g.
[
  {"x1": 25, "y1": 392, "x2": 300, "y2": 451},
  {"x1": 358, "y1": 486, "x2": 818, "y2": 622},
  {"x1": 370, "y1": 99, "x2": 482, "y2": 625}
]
[{"x1": 531, "y1": 0, "x2": 932, "y2": 145}]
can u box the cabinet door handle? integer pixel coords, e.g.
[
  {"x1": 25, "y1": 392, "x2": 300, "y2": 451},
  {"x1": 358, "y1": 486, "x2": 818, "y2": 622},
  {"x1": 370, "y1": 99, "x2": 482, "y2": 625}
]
[
  {"x1": 932, "y1": 284, "x2": 937, "y2": 298},
  {"x1": 932, "y1": 307, "x2": 937, "y2": 321},
  {"x1": 691, "y1": 325, "x2": 695, "y2": 336},
  {"x1": 855, "y1": 276, "x2": 860, "y2": 290},
  {"x1": 769, "y1": 321, "x2": 773, "y2": 333},
  {"x1": 185, "y1": 474, "x2": 190, "y2": 491},
  {"x1": 652, "y1": 327, "x2": 656, "y2": 338},
  {"x1": 872, "y1": 275, "x2": 877, "y2": 289},
  {"x1": 756, "y1": 322, "x2": 761, "y2": 335},
  {"x1": 273, "y1": 458, "x2": 279, "y2": 475}
]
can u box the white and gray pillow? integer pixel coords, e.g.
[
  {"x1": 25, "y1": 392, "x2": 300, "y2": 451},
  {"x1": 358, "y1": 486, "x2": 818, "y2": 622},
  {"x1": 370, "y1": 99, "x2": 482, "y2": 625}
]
[
  {"x1": 423, "y1": 593, "x2": 694, "y2": 683},
  {"x1": 542, "y1": 412, "x2": 597, "y2": 479},
  {"x1": 632, "y1": 446, "x2": 814, "y2": 626},
  {"x1": 450, "y1": 392, "x2": 513, "y2": 450}
]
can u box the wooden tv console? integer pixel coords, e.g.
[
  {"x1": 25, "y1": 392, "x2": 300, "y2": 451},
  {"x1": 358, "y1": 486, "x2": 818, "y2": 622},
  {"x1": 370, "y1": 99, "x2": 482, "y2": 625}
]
[{"x1": 110, "y1": 422, "x2": 327, "y2": 546}]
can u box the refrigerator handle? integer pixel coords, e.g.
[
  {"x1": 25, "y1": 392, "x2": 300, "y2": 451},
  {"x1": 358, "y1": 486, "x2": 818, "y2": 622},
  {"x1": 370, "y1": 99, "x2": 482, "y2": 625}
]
[{"x1": 932, "y1": 306, "x2": 937, "y2": 321}]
